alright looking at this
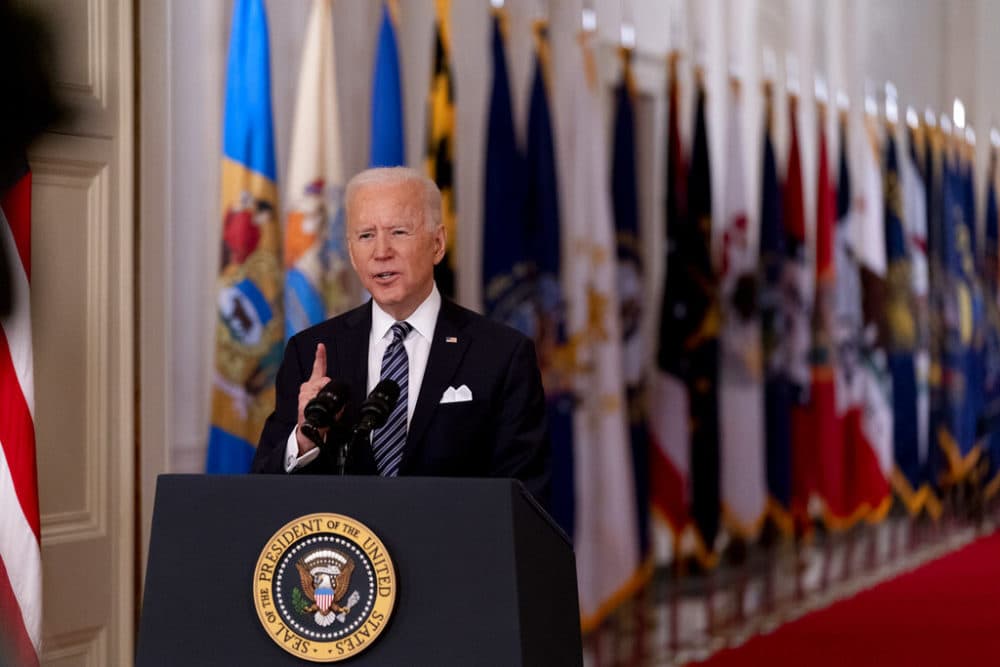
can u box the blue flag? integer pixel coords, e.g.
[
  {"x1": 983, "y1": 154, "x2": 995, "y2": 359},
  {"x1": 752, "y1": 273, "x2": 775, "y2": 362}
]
[
  {"x1": 482, "y1": 12, "x2": 528, "y2": 326},
  {"x1": 523, "y1": 25, "x2": 575, "y2": 539},
  {"x1": 983, "y1": 149, "x2": 1000, "y2": 495},
  {"x1": 924, "y1": 128, "x2": 946, "y2": 494},
  {"x1": 207, "y1": 0, "x2": 283, "y2": 472},
  {"x1": 612, "y1": 53, "x2": 650, "y2": 557},
  {"x1": 370, "y1": 2, "x2": 404, "y2": 167},
  {"x1": 883, "y1": 131, "x2": 921, "y2": 497},
  {"x1": 759, "y1": 89, "x2": 792, "y2": 532},
  {"x1": 936, "y1": 146, "x2": 980, "y2": 479}
]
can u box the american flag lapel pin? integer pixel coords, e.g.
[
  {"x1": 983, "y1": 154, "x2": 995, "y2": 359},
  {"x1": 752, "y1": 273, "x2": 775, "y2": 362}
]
[{"x1": 445, "y1": 336, "x2": 458, "y2": 343}]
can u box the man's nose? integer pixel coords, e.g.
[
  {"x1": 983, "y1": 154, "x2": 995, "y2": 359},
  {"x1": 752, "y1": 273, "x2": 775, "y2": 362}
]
[{"x1": 373, "y1": 232, "x2": 393, "y2": 257}]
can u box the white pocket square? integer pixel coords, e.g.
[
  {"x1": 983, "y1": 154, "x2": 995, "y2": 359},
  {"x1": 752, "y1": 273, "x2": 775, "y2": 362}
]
[{"x1": 440, "y1": 384, "x2": 473, "y2": 403}]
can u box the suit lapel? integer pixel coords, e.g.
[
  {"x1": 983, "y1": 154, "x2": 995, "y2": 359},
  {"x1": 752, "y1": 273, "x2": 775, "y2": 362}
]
[
  {"x1": 339, "y1": 301, "x2": 372, "y2": 421},
  {"x1": 402, "y1": 299, "x2": 472, "y2": 468}
]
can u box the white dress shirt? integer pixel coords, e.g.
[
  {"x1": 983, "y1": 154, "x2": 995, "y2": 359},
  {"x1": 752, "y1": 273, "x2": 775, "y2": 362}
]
[{"x1": 283, "y1": 285, "x2": 442, "y2": 471}]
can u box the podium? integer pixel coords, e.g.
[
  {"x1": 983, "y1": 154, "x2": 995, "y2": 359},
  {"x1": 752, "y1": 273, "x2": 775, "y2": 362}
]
[{"x1": 136, "y1": 474, "x2": 582, "y2": 666}]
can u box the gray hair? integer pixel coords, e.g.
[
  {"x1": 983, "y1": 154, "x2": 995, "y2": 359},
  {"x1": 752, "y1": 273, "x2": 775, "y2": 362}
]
[{"x1": 344, "y1": 167, "x2": 443, "y2": 231}]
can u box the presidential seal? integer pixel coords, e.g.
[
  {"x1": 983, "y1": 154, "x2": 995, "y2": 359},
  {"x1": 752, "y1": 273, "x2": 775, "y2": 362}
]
[{"x1": 253, "y1": 513, "x2": 396, "y2": 662}]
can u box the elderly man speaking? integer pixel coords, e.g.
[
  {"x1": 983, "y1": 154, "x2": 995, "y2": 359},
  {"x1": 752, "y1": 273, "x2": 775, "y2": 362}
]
[{"x1": 253, "y1": 167, "x2": 550, "y2": 507}]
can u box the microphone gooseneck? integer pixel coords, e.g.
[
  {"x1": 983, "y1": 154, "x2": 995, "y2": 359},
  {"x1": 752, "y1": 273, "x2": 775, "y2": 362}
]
[{"x1": 339, "y1": 379, "x2": 401, "y2": 475}]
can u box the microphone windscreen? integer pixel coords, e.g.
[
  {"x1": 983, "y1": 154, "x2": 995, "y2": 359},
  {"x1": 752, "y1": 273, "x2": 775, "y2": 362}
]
[
  {"x1": 359, "y1": 379, "x2": 400, "y2": 429},
  {"x1": 370, "y1": 379, "x2": 400, "y2": 407}
]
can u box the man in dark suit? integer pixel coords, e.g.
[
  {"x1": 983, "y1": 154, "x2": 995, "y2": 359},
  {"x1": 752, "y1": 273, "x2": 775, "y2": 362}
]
[{"x1": 252, "y1": 167, "x2": 550, "y2": 506}]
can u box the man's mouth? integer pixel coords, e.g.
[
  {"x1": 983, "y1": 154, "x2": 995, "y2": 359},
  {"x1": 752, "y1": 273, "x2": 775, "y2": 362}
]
[{"x1": 374, "y1": 271, "x2": 398, "y2": 281}]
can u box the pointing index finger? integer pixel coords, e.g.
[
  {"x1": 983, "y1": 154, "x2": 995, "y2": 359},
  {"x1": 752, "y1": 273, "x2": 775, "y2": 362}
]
[{"x1": 310, "y1": 343, "x2": 327, "y2": 380}]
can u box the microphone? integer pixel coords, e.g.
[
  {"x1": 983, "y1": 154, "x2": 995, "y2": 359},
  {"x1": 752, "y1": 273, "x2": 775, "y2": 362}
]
[
  {"x1": 355, "y1": 379, "x2": 401, "y2": 434},
  {"x1": 300, "y1": 380, "x2": 351, "y2": 447},
  {"x1": 338, "y1": 379, "x2": 400, "y2": 475}
]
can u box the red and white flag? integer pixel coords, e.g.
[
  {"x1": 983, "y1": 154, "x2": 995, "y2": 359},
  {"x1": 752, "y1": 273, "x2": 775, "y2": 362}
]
[{"x1": 0, "y1": 165, "x2": 42, "y2": 666}]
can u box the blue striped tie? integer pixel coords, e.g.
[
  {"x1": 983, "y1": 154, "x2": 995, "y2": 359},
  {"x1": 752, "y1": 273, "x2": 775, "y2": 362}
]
[{"x1": 372, "y1": 321, "x2": 412, "y2": 476}]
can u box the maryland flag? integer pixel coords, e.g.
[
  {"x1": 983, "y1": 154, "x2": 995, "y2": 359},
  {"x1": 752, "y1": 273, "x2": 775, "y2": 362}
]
[
  {"x1": 758, "y1": 83, "x2": 793, "y2": 533},
  {"x1": 283, "y1": 0, "x2": 352, "y2": 341},
  {"x1": 207, "y1": 0, "x2": 283, "y2": 472},
  {"x1": 425, "y1": 0, "x2": 457, "y2": 297}
]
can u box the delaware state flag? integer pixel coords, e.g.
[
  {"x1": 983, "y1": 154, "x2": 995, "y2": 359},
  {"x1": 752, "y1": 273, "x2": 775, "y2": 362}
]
[{"x1": 206, "y1": 0, "x2": 283, "y2": 472}]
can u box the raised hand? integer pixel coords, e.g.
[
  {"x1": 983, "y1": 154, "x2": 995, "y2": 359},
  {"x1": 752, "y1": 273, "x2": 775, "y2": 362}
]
[{"x1": 296, "y1": 343, "x2": 330, "y2": 454}]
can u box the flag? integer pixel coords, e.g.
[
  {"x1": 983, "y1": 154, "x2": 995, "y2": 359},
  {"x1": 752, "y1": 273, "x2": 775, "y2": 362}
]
[
  {"x1": 610, "y1": 50, "x2": 651, "y2": 558},
  {"x1": 370, "y1": 1, "x2": 404, "y2": 167},
  {"x1": 759, "y1": 84, "x2": 793, "y2": 534},
  {"x1": 924, "y1": 121, "x2": 947, "y2": 498},
  {"x1": 961, "y1": 142, "x2": 987, "y2": 483},
  {"x1": 206, "y1": 0, "x2": 283, "y2": 473},
  {"x1": 883, "y1": 127, "x2": 920, "y2": 504},
  {"x1": 811, "y1": 105, "x2": 848, "y2": 525},
  {"x1": 851, "y1": 116, "x2": 892, "y2": 518},
  {"x1": 0, "y1": 163, "x2": 41, "y2": 666},
  {"x1": 482, "y1": 10, "x2": 527, "y2": 327},
  {"x1": 661, "y1": 74, "x2": 720, "y2": 563},
  {"x1": 718, "y1": 80, "x2": 766, "y2": 539},
  {"x1": 283, "y1": 0, "x2": 352, "y2": 341},
  {"x1": 903, "y1": 123, "x2": 934, "y2": 513},
  {"x1": 783, "y1": 94, "x2": 814, "y2": 525},
  {"x1": 425, "y1": 0, "x2": 457, "y2": 297},
  {"x1": 650, "y1": 54, "x2": 689, "y2": 548},
  {"x1": 936, "y1": 137, "x2": 981, "y2": 482},
  {"x1": 558, "y1": 30, "x2": 642, "y2": 632},
  {"x1": 522, "y1": 22, "x2": 575, "y2": 545},
  {"x1": 832, "y1": 111, "x2": 869, "y2": 527},
  {"x1": 983, "y1": 146, "x2": 1000, "y2": 499}
]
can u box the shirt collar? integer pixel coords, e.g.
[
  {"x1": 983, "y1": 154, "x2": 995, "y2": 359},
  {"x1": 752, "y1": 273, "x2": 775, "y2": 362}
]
[{"x1": 371, "y1": 284, "x2": 441, "y2": 343}]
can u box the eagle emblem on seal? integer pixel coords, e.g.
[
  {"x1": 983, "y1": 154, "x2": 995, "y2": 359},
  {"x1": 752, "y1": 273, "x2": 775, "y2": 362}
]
[{"x1": 295, "y1": 549, "x2": 361, "y2": 627}]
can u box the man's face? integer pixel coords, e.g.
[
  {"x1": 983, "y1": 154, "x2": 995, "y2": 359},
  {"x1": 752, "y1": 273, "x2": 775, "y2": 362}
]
[{"x1": 347, "y1": 180, "x2": 445, "y2": 320}]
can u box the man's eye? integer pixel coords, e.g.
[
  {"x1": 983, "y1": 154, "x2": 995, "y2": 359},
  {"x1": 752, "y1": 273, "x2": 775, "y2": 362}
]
[
  {"x1": 393, "y1": 229, "x2": 410, "y2": 236},
  {"x1": 357, "y1": 232, "x2": 374, "y2": 241}
]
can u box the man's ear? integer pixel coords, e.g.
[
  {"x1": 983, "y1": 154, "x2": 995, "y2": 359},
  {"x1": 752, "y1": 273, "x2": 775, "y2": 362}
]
[{"x1": 432, "y1": 224, "x2": 447, "y2": 265}]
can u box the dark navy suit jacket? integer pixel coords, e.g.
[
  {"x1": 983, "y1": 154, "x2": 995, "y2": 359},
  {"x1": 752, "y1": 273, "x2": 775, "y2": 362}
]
[{"x1": 252, "y1": 298, "x2": 551, "y2": 507}]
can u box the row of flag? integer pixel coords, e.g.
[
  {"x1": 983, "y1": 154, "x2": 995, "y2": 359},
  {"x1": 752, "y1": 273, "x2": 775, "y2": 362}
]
[
  {"x1": 482, "y1": 10, "x2": 1000, "y2": 630},
  {"x1": 645, "y1": 62, "x2": 1000, "y2": 574},
  {"x1": 203, "y1": 0, "x2": 1000, "y2": 633}
]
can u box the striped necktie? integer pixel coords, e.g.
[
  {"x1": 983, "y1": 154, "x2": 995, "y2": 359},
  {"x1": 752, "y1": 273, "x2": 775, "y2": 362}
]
[{"x1": 372, "y1": 321, "x2": 412, "y2": 476}]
